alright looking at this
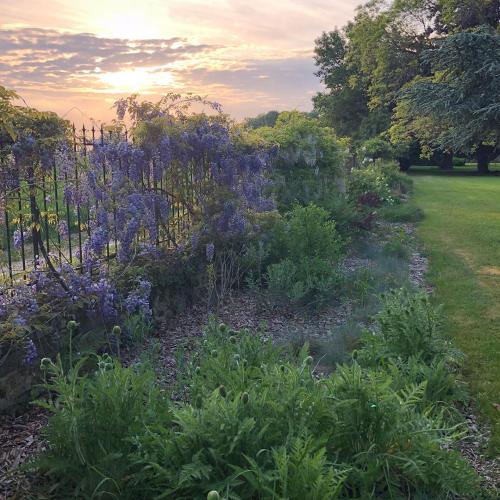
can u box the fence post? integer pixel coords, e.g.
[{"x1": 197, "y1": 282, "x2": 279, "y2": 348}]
[
  {"x1": 72, "y1": 123, "x2": 83, "y2": 269},
  {"x1": 3, "y1": 188, "x2": 13, "y2": 281},
  {"x1": 27, "y1": 166, "x2": 39, "y2": 268}
]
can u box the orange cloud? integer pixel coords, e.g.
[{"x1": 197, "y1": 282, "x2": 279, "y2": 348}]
[{"x1": 1, "y1": 1, "x2": 360, "y2": 121}]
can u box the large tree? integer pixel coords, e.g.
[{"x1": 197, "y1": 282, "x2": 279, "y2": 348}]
[
  {"x1": 244, "y1": 111, "x2": 280, "y2": 129},
  {"x1": 313, "y1": 30, "x2": 375, "y2": 140},
  {"x1": 396, "y1": 26, "x2": 500, "y2": 172},
  {"x1": 434, "y1": 0, "x2": 500, "y2": 33},
  {"x1": 313, "y1": 0, "x2": 435, "y2": 144}
]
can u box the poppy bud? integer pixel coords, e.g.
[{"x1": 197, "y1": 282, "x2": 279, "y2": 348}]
[
  {"x1": 40, "y1": 357, "x2": 52, "y2": 371},
  {"x1": 67, "y1": 320, "x2": 77, "y2": 331}
]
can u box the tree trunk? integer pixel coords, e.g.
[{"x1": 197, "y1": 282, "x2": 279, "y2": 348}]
[
  {"x1": 28, "y1": 166, "x2": 69, "y2": 292},
  {"x1": 432, "y1": 150, "x2": 453, "y2": 169},
  {"x1": 477, "y1": 144, "x2": 494, "y2": 174},
  {"x1": 398, "y1": 157, "x2": 411, "y2": 171},
  {"x1": 438, "y1": 151, "x2": 453, "y2": 170}
]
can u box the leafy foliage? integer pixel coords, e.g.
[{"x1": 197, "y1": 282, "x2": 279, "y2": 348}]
[
  {"x1": 265, "y1": 204, "x2": 344, "y2": 306},
  {"x1": 347, "y1": 164, "x2": 393, "y2": 206},
  {"x1": 313, "y1": 0, "x2": 436, "y2": 142},
  {"x1": 35, "y1": 318, "x2": 479, "y2": 499},
  {"x1": 378, "y1": 203, "x2": 424, "y2": 223},
  {"x1": 358, "y1": 137, "x2": 394, "y2": 162},
  {"x1": 0, "y1": 85, "x2": 20, "y2": 141},
  {"x1": 313, "y1": 0, "x2": 499, "y2": 169},
  {"x1": 248, "y1": 111, "x2": 346, "y2": 210},
  {"x1": 394, "y1": 26, "x2": 500, "y2": 170},
  {"x1": 35, "y1": 354, "x2": 170, "y2": 498},
  {"x1": 358, "y1": 288, "x2": 458, "y2": 365},
  {"x1": 383, "y1": 229, "x2": 412, "y2": 260},
  {"x1": 347, "y1": 160, "x2": 412, "y2": 210},
  {"x1": 244, "y1": 110, "x2": 280, "y2": 129}
]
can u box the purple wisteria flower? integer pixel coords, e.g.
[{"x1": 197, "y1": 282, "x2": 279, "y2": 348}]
[
  {"x1": 23, "y1": 338, "x2": 38, "y2": 365},
  {"x1": 13, "y1": 229, "x2": 25, "y2": 250},
  {"x1": 58, "y1": 220, "x2": 69, "y2": 237},
  {"x1": 206, "y1": 242, "x2": 215, "y2": 262},
  {"x1": 124, "y1": 278, "x2": 152, "y2": 320},
  {"x1": 0, "y1": 100, "x2": 276, "y2": 336}
]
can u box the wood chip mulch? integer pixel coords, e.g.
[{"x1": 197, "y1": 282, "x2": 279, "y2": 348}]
[
  {"x1": 0, "y1": 407, "x2": 47, "y2": 499},
  {"x1": 454, "y1": 405, "x2": 500, "y2": 493}
]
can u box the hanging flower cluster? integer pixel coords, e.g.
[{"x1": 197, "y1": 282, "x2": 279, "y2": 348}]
[
  {"x1": 51, "y1": 114, "x2": 274, "y2": 263},
  {"x1": 124, "y1": 278, "x2": 152, "y2": 320},
  {"x1": 0, "y1": 95, "x2": 275, "y2": 353}
]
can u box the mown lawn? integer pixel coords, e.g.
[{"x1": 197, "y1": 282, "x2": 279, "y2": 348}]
[{"x1": 412, "y1": 174, "x2": 500, "y2": 453}]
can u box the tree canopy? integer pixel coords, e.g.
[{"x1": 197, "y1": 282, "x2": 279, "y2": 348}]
[
  {"x1": 394, "y1": 27, "x2": 500, "y2": 171},
  {"x1": 244, "y1": 111, "x2": 280, "y2": 129},
  {"x1": 313, "y1": 0, "x2": 500, "y2": 171}
]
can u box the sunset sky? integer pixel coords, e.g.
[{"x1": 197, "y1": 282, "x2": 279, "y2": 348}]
[{"x1": 1, "y1": 0, "x2": 361, "y2": 124}]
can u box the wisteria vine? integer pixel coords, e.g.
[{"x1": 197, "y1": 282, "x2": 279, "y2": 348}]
[{"x1": 0, "y1": 95, "x2": 275, "y2": 365}]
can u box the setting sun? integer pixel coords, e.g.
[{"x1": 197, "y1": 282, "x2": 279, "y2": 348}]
[{"x1": 98, "y1": 68, "x2": 174, "y2": 93}]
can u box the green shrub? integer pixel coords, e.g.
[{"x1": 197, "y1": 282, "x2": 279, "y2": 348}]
[
  {"x1": 265, "y1": 204, "x2": 344, "y2": 306},
  {"x1": 358, "y1": 137, "x2": 395, "y2": 161},
  {"x1": 378, "y1": 160, "x2": 414, "y2": 194},
  {"x1": 317, "y1": 193, "x2": 365, "y2": 237},
  {"x1": 35, "y1": 355, "x2": 170, "y2": 498},
  {"x1": 284, "y1": 203, "x2": 342, "y2": 262},
  {"x1": 378, "y1": 203, "x2": 424, "y2": 222},
  {"x1": 383, "y1": 229, "x2": 412, "y2": 260},
  {"x1": 347, "y1": 164, "x2": 393, "y2": 205},
  {"x1": 273, "y1": 172, "x2": 332, "y2": 212},
  {"x1": 248, "y1": 111, "x2": 346, "y2": 212},
  {"x1": 358, "y1": 288, "x2": 457, "y2": 365},
  {"x1": 267, "y1": 257, "x2": 343, "y2": 306},
  {"x1": 130, "y1": 324, "x2": 344, "y2": 499},
  {"x1": 387, "y1": 356, "x2": 467, "y2": 411},
  {"x1": 34, "y1": 320, "x2": 480, "y2": 499},
  {"x1": 328, "y1": 362, "x2": 476, "y2": 498},
  {"x1": 453, "y1": 157, "x2": 466, "y2": 166},
  {"x1": 188, "y1": 319, "x2": 282, "y2": 397},
  {"x1": 347, "y1": 161, "x2": 413, "y2": 207},
  {"x1": 263, "y1": 437, "x2": 346, "y2": 499},
  {"x1": 136, "y1": 323, "x2": 477, "y2": 499},
  {"x1": 356, "y1": 288, "x2": 467, "y2": 421}
]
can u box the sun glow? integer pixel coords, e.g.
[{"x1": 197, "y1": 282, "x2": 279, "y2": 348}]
[
  {"x1": 99, "y1": 68, "x2": 174, "y2": 93},
  {"x1": 98, "y1": 12, "x2": 161, "y2": 40}
]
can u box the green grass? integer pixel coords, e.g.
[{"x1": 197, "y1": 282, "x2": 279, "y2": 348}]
[{"x1": 412, "y1": 174, "x2": 500, "y2": 454}]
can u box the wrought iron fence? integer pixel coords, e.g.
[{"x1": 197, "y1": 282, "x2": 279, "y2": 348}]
[{"x1": 0, "y1": 124, "x2": 199, "y2": 281}]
